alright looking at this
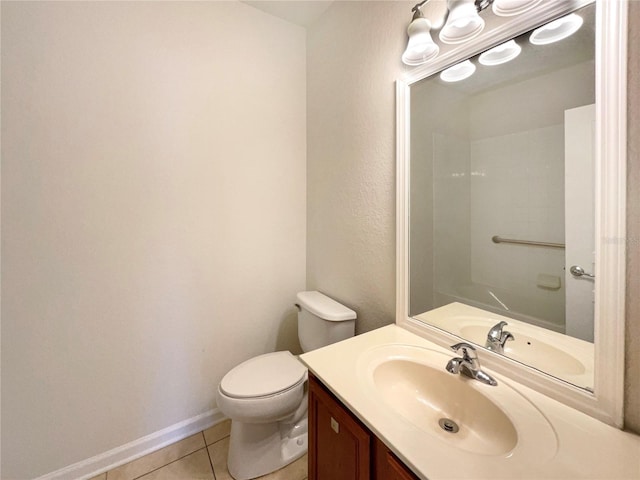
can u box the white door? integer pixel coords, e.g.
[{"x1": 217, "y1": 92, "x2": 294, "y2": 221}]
[{"x1": 564, "y1": 104, "x2": 595, "y2": 342}]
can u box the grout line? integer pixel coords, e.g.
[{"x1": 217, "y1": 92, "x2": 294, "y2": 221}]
[
  {"x1": 205, "y1": 441, "x2": 217, "y2": 480},
  {"x1": 203, "y1": 420, "x2": 232, "y2": 447},
  {"x1": 130, "y1": 447, "x2": 208, "y2": 480}
]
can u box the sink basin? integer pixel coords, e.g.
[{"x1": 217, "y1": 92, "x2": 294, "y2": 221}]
[
  {"x1": 359, "y1": 344, "x2": 558, "y2": 459},
  {"x1": 373, "y1": 357, "x2": 517, "y2": 455}
]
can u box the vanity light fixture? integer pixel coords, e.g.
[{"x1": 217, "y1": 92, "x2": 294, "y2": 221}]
[
  {"x1": 440, "y1": 60, "x2": 476, "y2": 82},
  {"x1": 529, "y1": 13, "x2": 584, "y2": 45},
  {"x1": 401, "y1": 0, "x2": 545, "y2": 66},
  {"x1": 401, "y1": 7, "x2": 440, "y2": 66},
  {"x1": 402, "y1": 0, "x2": 521, "y2": 66},
  {"x1": 478, "y1": 39, "x2": 521, "y2": 65}
]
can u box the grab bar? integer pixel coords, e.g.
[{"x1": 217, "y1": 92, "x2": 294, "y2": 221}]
[{"x1": 491, "y1": 235, "x2": 565, "y2": 249}]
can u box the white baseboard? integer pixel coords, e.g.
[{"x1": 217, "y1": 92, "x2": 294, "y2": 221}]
[{"x1": 35, "y1": 408, "x2": 227, "y2": 480}]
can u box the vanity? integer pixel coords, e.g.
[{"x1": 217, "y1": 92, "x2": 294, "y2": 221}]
[
  {"x1": 301, "y1": 324, "x2": 640, "y2": 480},
  {"x1": 302, "y1": 0, "x2": 639, "y2": 477}
]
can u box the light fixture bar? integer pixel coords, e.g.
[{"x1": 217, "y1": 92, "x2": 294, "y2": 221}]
[
  {"x1": 410, "y1": 0, "x2": 431, "y2": 13},
  {"x1": 410, "y1": 0, "x2": 494, "y2": 13}
]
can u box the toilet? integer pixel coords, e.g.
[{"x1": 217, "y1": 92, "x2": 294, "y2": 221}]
[{"x1": 216, "y1": 291, "x2": 356, "y2": 480}]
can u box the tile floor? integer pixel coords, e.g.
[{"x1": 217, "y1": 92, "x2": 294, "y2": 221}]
[{"x1": 88, "y1": 420, "x2": 308, "y2": 480}]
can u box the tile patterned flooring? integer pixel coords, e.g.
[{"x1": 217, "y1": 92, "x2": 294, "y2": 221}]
[{"x1": 88, "y1": 420, "x2": 308, "y2": 480}]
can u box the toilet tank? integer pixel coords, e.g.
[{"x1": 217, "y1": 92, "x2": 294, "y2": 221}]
[{"x1": 296, "y1": 291, "x2": 356, "y2": 352}]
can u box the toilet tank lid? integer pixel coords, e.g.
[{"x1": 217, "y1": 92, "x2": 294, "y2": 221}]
[{"x1": 296, "y1": 291, "x2": 356, "y2": 321}]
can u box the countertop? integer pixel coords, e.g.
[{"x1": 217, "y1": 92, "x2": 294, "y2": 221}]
[{"x1": 300, "y1": 324, "x2": 640, "y2": 479}]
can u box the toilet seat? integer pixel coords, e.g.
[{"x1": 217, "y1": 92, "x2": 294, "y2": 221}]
[{"x1": 220, "y1": 351, "x2": 307, "y2": 399}]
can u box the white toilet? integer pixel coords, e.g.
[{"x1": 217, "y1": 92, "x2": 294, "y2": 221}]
[{"x1": 216, "y1": 291, "x2": 356, "y2": 480}]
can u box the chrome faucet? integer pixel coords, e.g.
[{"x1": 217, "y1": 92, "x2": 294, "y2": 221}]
[
  {"x1": 485, "y1": 321, "x2": 514, "y2": 354},
  {"x1": 445, "y1": 342, "x2": 498, "y2": 386}
]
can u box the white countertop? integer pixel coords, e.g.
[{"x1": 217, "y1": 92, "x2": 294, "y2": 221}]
[{"x1": 300, "y1": 324, "x2": 640, "y2": 480}]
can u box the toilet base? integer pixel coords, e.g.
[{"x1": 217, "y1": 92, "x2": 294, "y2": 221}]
[{"x1": 227, "y1": 415, "x2": 308, "y2": 480}]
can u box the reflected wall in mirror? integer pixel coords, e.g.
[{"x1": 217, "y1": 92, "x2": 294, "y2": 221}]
[{"x1": 409, "y1": 3, "x2": 596, "y2": 387}]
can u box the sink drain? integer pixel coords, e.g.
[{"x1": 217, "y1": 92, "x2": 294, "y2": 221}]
[{"x1": 438, "y1": 418, "x2": 460, "y2": 433}]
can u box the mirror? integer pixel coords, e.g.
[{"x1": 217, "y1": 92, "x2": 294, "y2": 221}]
[
  {"x1": 409, "y1": 3, "x2": 595, "y2": 388},
  {"x1": 396, "y1": 0, "x2": 627, "y2": 427}
]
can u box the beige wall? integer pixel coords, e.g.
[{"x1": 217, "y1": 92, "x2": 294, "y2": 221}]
[
  {"x1": 307, "y1": 1, "x2": 639, "y2": 433},
  {"x1": 1, "y1": 2, "x2": 306, "y2": 478},
  {"x1": 306, "y1": 1, "x2": 412, "y2": 334}
]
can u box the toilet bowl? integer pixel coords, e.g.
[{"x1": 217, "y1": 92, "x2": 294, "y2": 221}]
[{"x1": 217, "y1": 291, "x2": 356, "y2": 480}]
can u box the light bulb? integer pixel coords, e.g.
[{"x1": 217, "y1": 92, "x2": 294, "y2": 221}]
[
  {"x1": 402, "y1": 15, "x2": 439, "y2": 66},
  {"x1": 440, "y1": 0, "x2": 485, "y2": 45},
  {"x1": 440, "y1": 60, "x2": 476, "y2": 82},
  {"x1": 479, "y1": 40, "x2": 522, "y2": 66},
  {"x1": 492, "y1": 0, "x2": 543, "y2": 17},
  {"x1": 530, "y1": 13, "x2": 583, "y2": 45}
]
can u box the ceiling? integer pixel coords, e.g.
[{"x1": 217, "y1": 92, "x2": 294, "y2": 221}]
[{"x1": 241, "y1": 1, "x2": 335, "y2": 27}]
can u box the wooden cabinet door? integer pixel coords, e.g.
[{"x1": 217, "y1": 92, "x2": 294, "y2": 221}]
[
  {"x1": 373, "y1": 437, "x2": 421, "y2": 480},
  {"x1": 308, "y1": 373, "x2": 371, "y2": 480}
]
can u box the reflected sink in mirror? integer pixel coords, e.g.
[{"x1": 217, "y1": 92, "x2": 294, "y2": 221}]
[
  {"x1": 460, "y1": 325, "x2": 586, "y2": 376},
  {"x1": 414, "y1": 303, "x2": 594, "y2": 388},
  {"x1": 358, "y1": 344, "x2": 558, "y2": 460}
]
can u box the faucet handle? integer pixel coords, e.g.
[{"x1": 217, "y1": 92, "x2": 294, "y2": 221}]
[
  {"x1": 501, "y1": 331, "x2": 515, "y2": 344},
  {"x1": 450, "y1": 342, "x2": 477, "y2": 361},
  {"x1": 487, "y1": 321, "x2": 508, "y2": 341}
]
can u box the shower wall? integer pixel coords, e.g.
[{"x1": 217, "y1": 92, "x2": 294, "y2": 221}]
[
  {"x1": 468, "y1": 125, "x2": 566, "y2": 327},
  {"x1": 412, "y1": 59, "x2": 595, "y2": 331},
  {"x1": 433, "y1": 132, "x2": 471, "y2": 299},
  {"x1": 410, "y1": 82, "x2": 470, "y2": 315},
  {"x1": 429, "y1": 123, "x2": 567, "y2": 330}
]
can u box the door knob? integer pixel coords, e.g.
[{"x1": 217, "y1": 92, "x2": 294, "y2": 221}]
[{"x1": 570, "y1": 265, "x2": 595, "y2": 278}]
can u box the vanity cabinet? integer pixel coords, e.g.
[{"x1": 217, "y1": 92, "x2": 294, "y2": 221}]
[
  {"x1": 372, "y1": 440, "x2": 420, "y2": 480},
  {"x1": 308, "y1": 373, "x2": 420, "y2": 480}
]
